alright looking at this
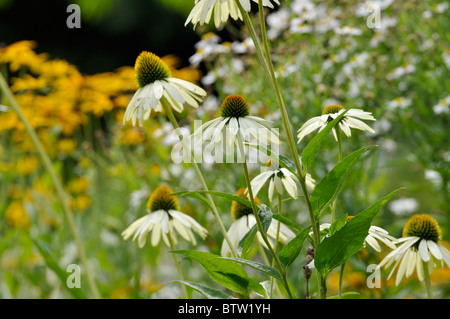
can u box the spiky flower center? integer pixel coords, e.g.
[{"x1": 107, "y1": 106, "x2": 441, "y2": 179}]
[
  {"x1": 135, "y1": 52, "x2": 171, "y2": 88},
  {"x1": 322, "y1": 104, "x2": 345, "y2": 115},
  {"x1": 220, "y1": 95, "x2": 250, "y2": 118},
  {"x1": 147, "y1": 185, "x2": 180, "y2": 212},
  {"x1": 231, "y1": 188, "x2": 261, "y2": 220},
  {"x1": 403, "y1": 214, "x2": 442, "y2": 243}
]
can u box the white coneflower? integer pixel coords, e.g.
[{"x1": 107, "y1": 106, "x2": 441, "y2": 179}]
[
  {"x1": 248, "y1": 159, "x2": 315, "y2": 202},
  {"x1": 193, "y1": 95, "x2": 280, "y2": 156},
  {"x1": 316, "y1": 219, "x2": 398, "y2": 252},
  {"x1": 221, "y1": 188, "x2": 295, "y2": 256},
  {"x1": 123, "y1": 52, "x2": 207, "y2": 127},
  {"x1": 297, "y1": 104, "x2": 376, "y2": 143},
  {"x1": 377, "y1": 214, "x2": 450, "y2": 286},
  {"x1": 122, "y1": 185, "x2": 208, "y2": 248},
  {"x1": 185, "y1": 0, "x2": 280, "y2": 29}
]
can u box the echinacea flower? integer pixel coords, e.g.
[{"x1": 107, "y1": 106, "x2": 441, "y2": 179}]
[
  {"x1": 192, "y1": 95, "x2": 280, "y2": 159},
  {"x1": 122, "y1": 185, "x2": 208, "y2": 248},
  {"x1": 377, "y1": 214, "x2": 450, "y2": 286},
  {"x1": 297, "y1": 105, "x2": 376, "y2": 143},
  {"x1": 221, "y1": 188, "x2": 295, "y2": 256},
  {"x1": 123, "y1": 51, "x2": 206, "y2": 126},
  {"x1": 248, "y1": 159, "x2": 315, "y2": 202},
  {"x1": 185, "y1": 0, "x2": 280, "y2": 29}
]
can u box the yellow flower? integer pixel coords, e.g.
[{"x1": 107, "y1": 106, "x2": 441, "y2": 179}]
[
  {"x1": 16, "y1": 155, "x2": 39, "y2": 176},
  {"x1": 5, "y1": 201, "x2": 30, "y2": 230},
  {"x1": 57, "y1": 138, "x2": 77, "y2": 155},
  {"x1": 67, "y1": 176, "x2": 90, "y2": 195},
  {"x1": 70, "y1": 195, "x2": 91, "y2": 212},
  {"x1": 10, "y1": 74, "x2": 48, "y2": 93},
  {"x1": 0, "y1": 41, "x2": 48, "y2": 72}
]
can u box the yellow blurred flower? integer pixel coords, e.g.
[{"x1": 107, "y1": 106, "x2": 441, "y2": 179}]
[
  {"x1": 70, "y1": 195, "x2": 91, "y2": 212},
  {"x1": 16, "y1": 155, "x2": 39, "y2": 175},
  {"x1": 57, "y1": 138, "x2": 77, "y2": 155},
  {"x1": 5, "y1": 201, "x2": 30, "y2": 230},
  {"x1": 0, "y1": 41, "x2": 48, "y2": 72},
  {"x1": 67, "y1": 176, "x2": 90, "y2": 194},
  {"x1": 11, "y1": 74, "x2": 48, "y2": 93}
]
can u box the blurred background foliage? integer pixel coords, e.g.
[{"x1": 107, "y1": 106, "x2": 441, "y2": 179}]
[{"x1": 0, "y1": 0, "x2": 449, "y2": 299}]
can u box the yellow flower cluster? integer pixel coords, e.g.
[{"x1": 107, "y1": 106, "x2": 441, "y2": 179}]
[{"x1": 1, "y1": 41, "x2": 201, "y2": 225}]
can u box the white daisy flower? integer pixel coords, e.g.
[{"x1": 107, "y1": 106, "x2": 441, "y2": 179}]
[
  {"x1": 297, "y1": 104, "x2": 376, "y2": 143},
  {"x1": 377, "y1": 214, "x2": 450, "y2": 286},
  {"x1": 387, "y1": 97, "x2": 412, "y2": 110},
  {"x1": 123, "y1": 52, "x2": 207, "y2": 127},
  {"x1": 192, "y1": 95, "x2": 280, "y2": 159},
  {"x1": 185, "y1": 0, "x2": 280, "y2": 29},
  {"x1": 248, "y1": 159, "x2": 315, "y2": 202},
  {"x1": 221, "y1": 188, "x2": 296, "y2": 256},
  {"x1": 122, "y1": 185, "x2": 208, "y2": 248}
]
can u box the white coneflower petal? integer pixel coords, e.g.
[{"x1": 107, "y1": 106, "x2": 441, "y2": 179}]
[
  {"x1": 122, "y1": 186, "x2": 208, "y2": 248},
  {"x1": 297, "y1": 104, "x2": 376, "y2": 143}
]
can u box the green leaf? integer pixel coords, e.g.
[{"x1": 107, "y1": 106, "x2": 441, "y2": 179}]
[
  {"x1": 258, "y1": 204, "x2": 273, "y2": 233},
  {"x1": 314, "y1": 188, "x2": 404, "y2": 276},
  {"x1": 171, "y1": 281, "x2": 235, "y2": 299},
  {"x1": 310, "y1": 146, "x2": 377, "y2": 218},
  {"x1": 301, "y1": 108, "x2": 349, "y2": 171},
  {"x1": 278, "y1": 226, "x2": 312, "y2": 268},
  {"x1": 173, "y1": 250, "x2": 250, "y2": 296},
  {"x1": 328, "y1": 292, "x2": 360, "y2": 299},
  {"x1": 217, "y1": 257, "x2": 283, "y2": 283},
  {"x1": 33, "y1": 240, "x2": 87, "y2": 299},
  {"x1": 329, "y1": 213, "x2": 348, "y2": 235},
  {"x1": 173, "y1": 190, "x2": 252, "y2": 208},
  {"x1": 237, "y1": 225, "x2": 257, "y2": 258}
]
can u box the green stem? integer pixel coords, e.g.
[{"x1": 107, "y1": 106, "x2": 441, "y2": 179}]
[
  {"x1": 239, "y1": 1, "x2": 324, "y2": 298},
  {"x1": 160, "y1": 97, "x2": 239, "y2": 258},
  {"x1": 239, "y1": 2, "x2": 320, "y2": 249},
  {"x1": 338, "y1": 262, "x2": 346, "y2": 299},
  {"x1": 269, "y1": 192, "x2": 283, "y2": 298},
  {"x1": 168, "y1": 232, "x2": 188, "y2": 298},
  {"x1": 237, "y1": 136, "x2": 294, "y2": 299},
  {"x1": 330, "y1": 128, "x2": 343, "y2": 224},
  {"x1": 0, "y1": 73, "x2": 100, "y2": 299},
  {"x1": 423, "y1": 260, "x2": 433, "y2": 299}
]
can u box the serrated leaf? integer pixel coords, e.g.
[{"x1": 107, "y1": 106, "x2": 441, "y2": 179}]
[
  {"x1": 237, "y1": 225, "x2": 257, "y2": 258},
  {"x1": 278, "y1": 226, "x2": 312, "y2": 268},
  {"x1": 173, "y1": 250, "x2": 250, "y2": 297},
  {"x1": 310, "y1": 146, "x2": 377, "y2": 218},
  {"x1": 301, "y1": 109, "x2": 349, "y2": 171},
  {"x1": 217, "y1": 257, "x2": 283, "y2": 283},
  {"x1": 172, "y1": 281, "x2": 235, "y2": 299},
  {"x1": 314, "y1": 188, "x2": 404, "y2": 276}
]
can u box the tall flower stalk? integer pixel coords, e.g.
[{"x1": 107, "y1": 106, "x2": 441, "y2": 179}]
[
  {"x1": 235, "y1": 0, "x2": 324, "y2": 297},
  {"x1": 0, "y1": 73, "x2": 101, "y2": 299}
]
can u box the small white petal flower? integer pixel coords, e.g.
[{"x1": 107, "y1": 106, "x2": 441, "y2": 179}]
[
  {"x1": 221, "y1": 188, "x2": 295, "y2": 256},
  {"x1": 122, "y1": 186, "x2": 208, "y2": 248},
  {"x1": 185, "y1": 0, "x2": 280, "y2": 29},
  {"x1": 123, "y1": 52, "x2": 206, "y2": 127},
  {"x1": 247, "y1": 159, "x2": 315, "y2": 202},
  {"x1": 377, "y1": 214, "x2": 450, "y2": 286},
  {"x1": 297, "y1": 105, "x2": 376, "y2": 143}
]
